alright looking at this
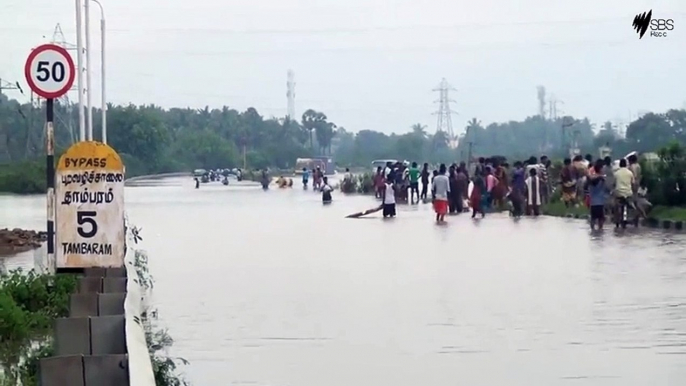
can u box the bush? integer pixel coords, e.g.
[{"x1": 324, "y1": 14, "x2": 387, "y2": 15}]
[
  {"x1": 642, "y1": 141, "x2": 686, "y2": 206},
  {"x1": 340, "y1": 173, "x2": 375, "y2": 194},
  {"x1": 0, "y1": 160, "x2": 45, "y2": 194},
  {"x1": 0, "y1": 269, "x2": 77, "y2": 385},
  {"x1": 339, "y1": 177, "x2": 356, "y2": 193}
]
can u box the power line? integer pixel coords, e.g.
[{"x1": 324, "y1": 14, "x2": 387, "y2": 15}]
[
  {"x1": 4, "y1": 15, "x2": 682, "y2": 35},
  {"x1": 81, "y1": 39, "x2": 637, "y2": 58},
  {"x1": 0, "y1": 78, "x2": 22, "y2": 95}
]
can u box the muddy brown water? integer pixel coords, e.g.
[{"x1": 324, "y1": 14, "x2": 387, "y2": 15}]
[{"x1": 2, "y1": 177, "x2": 686, "y2": 385}]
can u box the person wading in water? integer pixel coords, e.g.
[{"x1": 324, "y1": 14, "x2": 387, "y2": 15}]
[
  {"x1": 260, "y1": 169, "x2": 270, "y2": 189},
  {"x1": 470, "y1": 170, "x2": 486, "y2": 218},
  {"x1": 374, "y1": 166, "x2": 384, "y2": 199},
  {"x1": 510, "y1": 161, "x2": 526, "y2": 217},
  {"x1": 302, "y1": 167, "x2": 309, "y2": 189},
  {"x1": 454, "y1": 165, "x2": 468, "y2": 213},
  {"x1": 525, "y1": 167, "x2": 542, "y2": 216},
  {"x1": 560, "y1": 158, "x2": 577, "y2": 207},
  {"x1": 381, "y1": 174, "x2": 396, "y2": 218},
  {"x1": 483, "y1": 166, "x2": 498, "y2": 212},
  {"x1": 448, "y1": 164, "x2": 459, "y2": 214},
  {"x1": 432, "y1": 164, "x2": 450, "y2": 223},
  {"x1": 408, "y1": 161, "x2": 421, "y2": 204},
  {"x1": 420, "y1": 163, "x2": 430, "y2": 201},
  {"x1": 586, "y1": 161, "x2": 607, "y2": 230},
  {"x1": 321, "y1": 176, "x2": 333, "y2": 203}
]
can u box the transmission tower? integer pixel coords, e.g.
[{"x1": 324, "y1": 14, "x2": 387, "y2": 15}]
[
  {"x1": 286, "y1": 70, "x2": 295, "y2": 120},
  {"x1": 432, "y1": 78, "x2": 457, "y2": 148},
  {"x1": 51, "y1": 23, "x2": 78, "y2": 144}
]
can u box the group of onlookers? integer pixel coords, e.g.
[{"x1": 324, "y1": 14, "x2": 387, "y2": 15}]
[
  {"x1": 373, "y1": 156, "x2": 553, "y2": 222},
  {"x1": 370, "y1": 153, "x2": 646, "y2": 227},
  {"x1": 561, "y1": 153, "x2": 643, "y2": 230}
]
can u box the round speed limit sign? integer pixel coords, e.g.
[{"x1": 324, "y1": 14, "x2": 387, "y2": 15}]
[{"x1": 24, "y1": 44, "x2": 75, "y2": 99}]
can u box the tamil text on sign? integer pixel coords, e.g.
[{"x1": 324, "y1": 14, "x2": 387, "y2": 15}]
[{"x1": 56, "y1": 141, "x2": 125, "y2": 268}]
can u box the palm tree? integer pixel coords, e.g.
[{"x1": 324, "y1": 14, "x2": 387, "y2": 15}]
[
  {"x1": 301, "y1": 109, "x2": 327, "y2": 150},
  {"x1": 432, "y1": 130, "x2": 450, "y2": 150},
  {"x1": 411, "y1": 123, "x2": 427, "y2": 138}
]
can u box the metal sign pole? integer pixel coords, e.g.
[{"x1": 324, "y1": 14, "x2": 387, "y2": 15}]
[{"x1": 46, "y1": 98, "x2": 56, "y2": 273}]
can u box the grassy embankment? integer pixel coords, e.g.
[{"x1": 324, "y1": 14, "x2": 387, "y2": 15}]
[{"x1": 541, "y1": 200, "x2": 686, "y2": 222}]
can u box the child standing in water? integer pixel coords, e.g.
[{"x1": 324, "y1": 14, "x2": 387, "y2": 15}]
[
  {"x1": 381, "y1": 176, "x2": 396, "y2": 217},
  {"x1": 302, "y1": 167, "x2": 309, "y2": 188}
]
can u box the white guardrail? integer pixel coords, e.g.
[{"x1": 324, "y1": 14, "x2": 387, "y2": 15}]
[{"x1": 123, "y1": 224, "x2": 156, "y2": 386}]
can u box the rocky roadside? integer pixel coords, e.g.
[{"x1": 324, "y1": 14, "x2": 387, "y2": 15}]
[{"x1": 0, "y1": 228, "x2": 47, "y2": 256}]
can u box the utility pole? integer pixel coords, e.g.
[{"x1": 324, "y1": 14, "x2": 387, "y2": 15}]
[
  {"x1": 561, "y1": 116, "x2": 574, "y2": 158},
  {"x1": 548, "y1": 95, "x2": 562, "y2": 121},
  {"x1": 85, "y1": 0, "x2": 94, "y2": 141},
  {"x1": 75, "y1": 0, "x2": 86, "y2": 142},
  {"x1": 286, "y1": 70, "x2": 295, "y2": 120},
  {"x1": 432, "y1": 78, "x2": 458, "y2": 148},
  {"x1": 52, "y1": 24, "x2": 79, "y2": 144},
  {"x1": 536, "y1": 85, "x2": 546, "y2": 118}
]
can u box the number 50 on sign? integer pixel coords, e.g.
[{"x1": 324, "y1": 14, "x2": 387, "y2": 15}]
[{"x1": 24, "y1": 44, "x2": 75, "y2": 99}]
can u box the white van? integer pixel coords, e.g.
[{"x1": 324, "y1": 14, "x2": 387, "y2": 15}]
[{"x1": 371, "y1": 159, "x2": 397, "y2": 173}]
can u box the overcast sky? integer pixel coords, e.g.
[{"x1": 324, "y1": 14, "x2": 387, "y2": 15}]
[{"x1": 2, "y1": 0, "x2": 685, "y2": 135}]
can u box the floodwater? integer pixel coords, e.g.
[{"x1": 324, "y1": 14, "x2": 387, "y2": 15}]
[{"x1": 2, "y1": 176, "x2": 686, "y2": 386}]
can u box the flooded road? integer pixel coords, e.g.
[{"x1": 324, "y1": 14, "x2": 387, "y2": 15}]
[{"x1": 2, "y1": 176, "x2": 686, "y2": 385}]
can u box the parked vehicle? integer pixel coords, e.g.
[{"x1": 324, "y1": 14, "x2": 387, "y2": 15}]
[
  {"x1": 371, "y1": 159, "x2": 397, "y2": 173},
  {"x1": 295, "y1": 158, "x2": 326, "y2": 174},
  {"x1": 312, "y1": 156, "x2": 336, "y2": 175}
]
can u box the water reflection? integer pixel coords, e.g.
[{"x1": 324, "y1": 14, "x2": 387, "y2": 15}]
[{"x1": 2, "y1": 177, "x2": 686, "y2": 385}]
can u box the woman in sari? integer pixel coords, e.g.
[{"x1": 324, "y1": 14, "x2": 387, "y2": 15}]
[
  {"x1": 470, "y1": 171, "x2": 486, "y2": 218},
  {"x1": 560, "y1": 158, "x2": 577, "y2": 207},
  {"x1": 454, "y1": 167, "x2": 468, "y2": 213},
  {"x1": 510, "y1": 161, "x2": 526, "y2": 217}
]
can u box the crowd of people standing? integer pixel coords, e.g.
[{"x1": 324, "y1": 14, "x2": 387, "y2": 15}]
[
  {"x1": 372, "y1": 157, "x2": 553, "y2": 222},
  {"x1": 559, "y1": 153, "x2": 644, "y2": 230}
]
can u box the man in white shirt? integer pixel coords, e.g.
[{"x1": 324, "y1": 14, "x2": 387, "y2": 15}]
[
  {"x1": 614, "y1": 159, "x2": 634, "y2": 199},
  {"x1": 432, "y1": 163, "x2": 450, "y2": 223},
  {"x1": 384, "y1": 162, "x2": 392, "y2": 178}
]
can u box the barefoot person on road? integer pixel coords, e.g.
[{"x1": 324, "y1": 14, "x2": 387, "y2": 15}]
[{"x1": 432, "y1": 163, "x2": 450, "y2": 223}]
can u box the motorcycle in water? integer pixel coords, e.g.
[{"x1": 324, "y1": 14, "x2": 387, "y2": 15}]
[{"x1": 613, "y1": 196, "x2": 639, "y2": 228}]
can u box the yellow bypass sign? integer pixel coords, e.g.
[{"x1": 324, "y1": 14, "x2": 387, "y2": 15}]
[{"x1": 55, "y1": 141, "x2": 126, "y2": 268}]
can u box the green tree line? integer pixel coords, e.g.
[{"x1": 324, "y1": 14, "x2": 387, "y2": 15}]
[{"x1": 1, "y1": 92, "x2": 685, "y2": 183}]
